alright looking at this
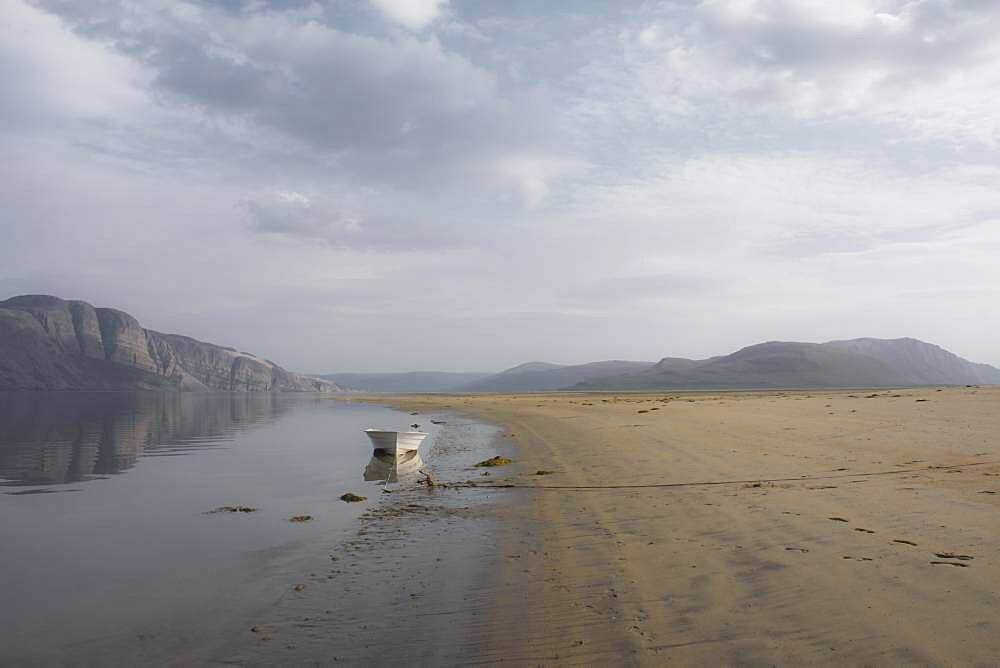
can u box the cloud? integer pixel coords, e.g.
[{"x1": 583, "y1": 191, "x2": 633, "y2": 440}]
[
  {"x1": 4, "y1": 0, "x2": 1000, "y2": 371},
  {"x1": 243, "y1": 189, "x2": 475, "y2": 250},
  {"x1": 0, "y1": 0, "x2": 148, "y2": 128},
  {"x1": 586, "y1": 0, "x2": 1000, "y2": 150},
  {"x1": 369, "y1": 0, "x2": 449, "y2": 29},
  {"x1": 36, "y1": 4, "x2": 497, "y2": 151}
]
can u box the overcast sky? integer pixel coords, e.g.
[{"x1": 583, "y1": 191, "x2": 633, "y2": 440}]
[{"x1": 2, "y1": 0, "x2": 999, "y2": 372}]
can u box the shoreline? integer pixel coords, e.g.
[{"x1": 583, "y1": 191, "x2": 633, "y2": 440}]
[
  {"x1": 216, "y1": 407, "x2": 518, "y2": 665},
  {"x1": 199, "y1": 385, "x2": 1000, "y2": 665},
  {"x1": 362, "y1": 386, "x2": 1000, "y2": 665}
]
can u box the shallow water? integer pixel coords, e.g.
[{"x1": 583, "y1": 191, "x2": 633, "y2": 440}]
[{"x1": 0, "y1": 391, "x2": 439, "y2": 665}]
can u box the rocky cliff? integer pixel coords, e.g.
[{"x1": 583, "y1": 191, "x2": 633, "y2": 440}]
[{"x1": 0, "y1": 295, "x2": 338, "y2": 392}]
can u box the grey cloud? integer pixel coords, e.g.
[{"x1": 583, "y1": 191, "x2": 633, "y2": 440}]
[
  {"x1": 243, "y1": 192, "x2": 482, "y2": 250},
  {"x1": 27, "y1": 0, "x2": 578, "y2": 221},
  {"x1": 690, "y1": 1, "x2": 1000, "y2": 74},
  {"x1": 30, "y1": 2, "x2": 536, "y2": 169},
  {"x1": 5, "y1": 1, "x2": 1000, "y2": 372},
  {"x1": 620, "y1": 0, "x2": 1000, "y2": 139}
]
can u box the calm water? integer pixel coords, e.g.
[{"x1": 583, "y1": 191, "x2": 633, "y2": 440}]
[{"x1": 0, "y1": 391, "x2": 440, "y2": 665}]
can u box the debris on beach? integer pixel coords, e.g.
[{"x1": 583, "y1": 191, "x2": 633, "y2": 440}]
[
  {"x1": 206, "y1": 505, "x2": 258, "y2": 514},
  {"x1": 339, "y1": 493, "x2": 367, "y2": 503},
  {"x1": 535, "y1": 470, "x2": 555, "y2": 476},
  {"x1": 431, "y1": 420, "x2": 446, "y2": 424},
  {"x1": 418, "y1": 470, "x2": 437, "y2": 488},
  {"x1": 411, "y1": 423, "x2": 420, "y2": 429},
  {"x1": 293, "y1": 584, "x2": 306, "y2": 591},
  {"x1": 289, "y1": 515, "x2": 313, "y2": 522},
  {"x1": 475, "y1": 456, "x2": 513, "y2": 467}
]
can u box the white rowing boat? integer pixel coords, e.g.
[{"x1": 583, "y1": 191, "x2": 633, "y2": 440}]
[{"x1": 363, "y1": 428, "x2": 428, "y2": 455}]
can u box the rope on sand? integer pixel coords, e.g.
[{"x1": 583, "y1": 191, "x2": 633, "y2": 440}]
[{"x1": 468, "y1": 459, "x2": 1000, "y2": 491}]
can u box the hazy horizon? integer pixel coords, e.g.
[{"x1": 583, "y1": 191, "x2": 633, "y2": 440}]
[{"x1": 3, "y1": 1, "x2": 999, "y2": 372}]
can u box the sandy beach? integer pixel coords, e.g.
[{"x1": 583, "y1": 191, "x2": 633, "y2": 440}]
[{"x1": 363, "y1": 386, "x2": 1000, "y2": 665}]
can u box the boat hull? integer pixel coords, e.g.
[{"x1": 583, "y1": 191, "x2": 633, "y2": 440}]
[{"x1": 364, "y1": 429, "x2": 428, "y2": 454}]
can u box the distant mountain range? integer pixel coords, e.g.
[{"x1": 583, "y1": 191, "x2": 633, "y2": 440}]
[
  {"x1": 328, "y1": 338, "x2": 1000, "y2": 392},
  {"x1": 0, "y1": 295, "x2": 337, "y2": 392},
  {"x1": 4, "y1": 295, "x2": 995, "y2": 393},
  {"x1": 322, "y1": 361, "x2": 652, "y2": 393},
  {"x1": 321, "y1": 371, "x2": 492, "y2": 393},
  {"x1": 461, "y1": 360, "x2": 655, "y2": 392},
  {"x1": 577, "y1": 338, "x2": 1000, "y2": 390}
]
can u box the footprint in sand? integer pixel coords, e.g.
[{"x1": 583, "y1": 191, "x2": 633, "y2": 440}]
[
  {"x1": 930, "y1": 561, "x2": 969, "y2": 567},
  {"x1": 785, "y1": 547, "x2": 809, "y2": 553},
  {"x1": 854, "y1": 528, "x2": 876, "y2": 534},
  {"x1": 934, "y1": 552, "x2": 974, "y2": 561},
  {"x1": 828, "y1": 517, "x2": 850, "y2": 522},
  {"x1": 892, "y1": 539, "x2": 918, "y2": 546},
  {"x1": 843, "y1": 556, "x2": 874, "y2": 561}
]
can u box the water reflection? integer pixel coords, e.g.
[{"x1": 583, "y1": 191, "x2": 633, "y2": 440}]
[
  {"x1": 362, "y1": 449, "x2": 425, "y2": 484},
  {"x1": 0, "y1": 392, "x2": 288, "y2": 486}
]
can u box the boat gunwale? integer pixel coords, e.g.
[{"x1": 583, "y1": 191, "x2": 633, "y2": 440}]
[{"x1": 364, "y1": 428, "x2": 429, "y2": 437}]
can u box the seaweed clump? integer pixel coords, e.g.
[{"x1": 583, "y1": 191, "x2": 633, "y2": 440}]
[
  {"x1": 207, "y1": 505, "x2": 258, "y2": 514},
  {"x1": 340, "y1": 493, "x2": 367, "y2": 503},
  {"x1": 475, "y1": 456, "x2": 513, "y2": 467},
  {"x1": 288, "y1": 515, "x2": 313, "y2": 522}
]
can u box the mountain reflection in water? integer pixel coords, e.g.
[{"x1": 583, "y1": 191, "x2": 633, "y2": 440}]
[{"x1": 0, "y1": 392, "x2": 288, "y2": 486}]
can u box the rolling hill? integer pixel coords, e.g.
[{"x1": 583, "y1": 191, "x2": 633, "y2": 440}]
[{"x1": 577, "y1": 338, "x2": 1000, "y2": 390}]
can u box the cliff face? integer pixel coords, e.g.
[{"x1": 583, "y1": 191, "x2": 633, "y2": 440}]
[{"x1": 0, "y1": 295, "x2": 338, "y2": 392}]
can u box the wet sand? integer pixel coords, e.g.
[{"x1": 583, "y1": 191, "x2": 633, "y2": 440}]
[
  {"x1": 218, "y1": 415, "x2": 514, "y2": 665},
  {"x1": 369, "y1": 386, "x2": 1000, "y2": 665}
]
